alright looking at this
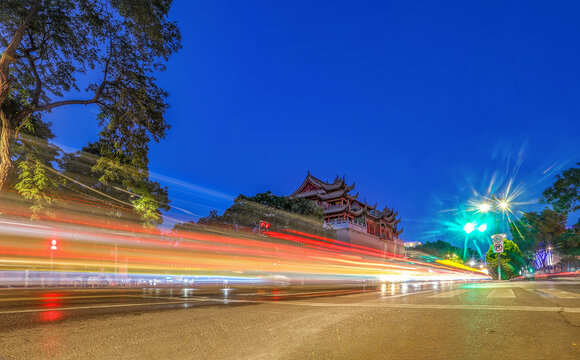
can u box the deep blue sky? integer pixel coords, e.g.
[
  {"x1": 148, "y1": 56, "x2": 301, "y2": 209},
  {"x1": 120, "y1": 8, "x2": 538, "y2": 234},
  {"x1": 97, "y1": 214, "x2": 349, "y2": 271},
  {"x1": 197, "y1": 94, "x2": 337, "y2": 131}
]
[{"x1": 49, "y1": 1, "x2": 580, "y2": 247}]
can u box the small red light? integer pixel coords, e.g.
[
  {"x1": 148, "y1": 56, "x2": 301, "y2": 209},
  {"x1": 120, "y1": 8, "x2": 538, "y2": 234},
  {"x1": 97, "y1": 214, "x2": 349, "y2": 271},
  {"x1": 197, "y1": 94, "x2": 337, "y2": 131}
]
[{"x1": 265, "y1": 222, "x2": 270, "y2": 229}]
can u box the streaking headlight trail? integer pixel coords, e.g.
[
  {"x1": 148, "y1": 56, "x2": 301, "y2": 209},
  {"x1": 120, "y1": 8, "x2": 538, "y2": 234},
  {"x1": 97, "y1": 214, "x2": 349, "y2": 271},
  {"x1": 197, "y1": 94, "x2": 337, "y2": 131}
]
[{"x1": 0, "y1": 193, "x2": 490, "y2": 288}]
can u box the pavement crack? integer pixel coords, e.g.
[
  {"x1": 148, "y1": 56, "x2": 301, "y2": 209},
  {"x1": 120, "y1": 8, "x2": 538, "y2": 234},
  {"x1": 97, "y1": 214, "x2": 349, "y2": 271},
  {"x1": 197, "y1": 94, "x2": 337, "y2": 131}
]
[{"x1": 558, "y1": 309, "x2": 580, "y2": 328}]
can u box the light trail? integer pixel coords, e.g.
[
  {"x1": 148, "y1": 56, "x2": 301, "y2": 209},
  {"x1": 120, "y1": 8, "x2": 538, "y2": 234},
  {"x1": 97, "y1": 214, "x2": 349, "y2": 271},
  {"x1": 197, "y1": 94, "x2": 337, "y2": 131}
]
[{"x1": 0, "y1": 193, "x2": 490, "y2": 287}]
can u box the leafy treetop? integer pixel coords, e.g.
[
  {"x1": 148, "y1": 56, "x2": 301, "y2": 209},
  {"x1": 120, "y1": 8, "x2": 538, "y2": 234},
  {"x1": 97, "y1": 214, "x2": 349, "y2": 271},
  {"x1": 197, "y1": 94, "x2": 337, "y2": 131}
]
[
  {"x1": 542, "y1": 163, "x2": 580, "y2": 214},
  {"x1": 0, "y1": 0, "x2": 181, "y2": 191},
  {"x1": 486, "y1": 239, "x2": 524, "y2": 280}
]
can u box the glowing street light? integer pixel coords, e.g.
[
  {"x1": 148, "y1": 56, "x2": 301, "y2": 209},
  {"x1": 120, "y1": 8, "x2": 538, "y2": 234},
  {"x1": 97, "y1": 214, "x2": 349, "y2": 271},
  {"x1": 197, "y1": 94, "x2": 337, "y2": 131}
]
[
  {"x1": 498, "y1": 199, "x2": 510, "y2": 212},
  {"x1": 478, "y1": 203, "x2": 491, "y2": 213},
  {"x1": 478, "y1": 223, "x2": 487, "y2": 232},
  {"x1": 463, "y1": 222, "x2": 475, "y2": 234}
]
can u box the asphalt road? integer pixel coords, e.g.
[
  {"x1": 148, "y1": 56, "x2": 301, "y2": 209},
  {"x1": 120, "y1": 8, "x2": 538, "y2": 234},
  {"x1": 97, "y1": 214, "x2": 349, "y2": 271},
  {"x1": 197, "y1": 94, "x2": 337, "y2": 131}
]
[{"x1": 0, "y1": 281, "x2": 578, "y2": 360}]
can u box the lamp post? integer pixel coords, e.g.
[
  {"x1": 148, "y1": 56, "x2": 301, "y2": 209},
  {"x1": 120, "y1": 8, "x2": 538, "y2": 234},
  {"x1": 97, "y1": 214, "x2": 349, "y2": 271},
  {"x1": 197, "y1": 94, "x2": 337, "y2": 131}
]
[
  {"x1": 493, "y1": 195, "x2": 501, "y2": 281},
  {"x1": 478, "y1": 195, "x2": 510, "y2": 281}
]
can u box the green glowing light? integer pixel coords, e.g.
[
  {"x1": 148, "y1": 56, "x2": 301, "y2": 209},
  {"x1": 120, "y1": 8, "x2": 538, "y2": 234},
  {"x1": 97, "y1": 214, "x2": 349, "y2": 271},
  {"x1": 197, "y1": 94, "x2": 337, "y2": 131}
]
[{"x1": 464, "y1": 223, "x2": 475, "y2": 234}]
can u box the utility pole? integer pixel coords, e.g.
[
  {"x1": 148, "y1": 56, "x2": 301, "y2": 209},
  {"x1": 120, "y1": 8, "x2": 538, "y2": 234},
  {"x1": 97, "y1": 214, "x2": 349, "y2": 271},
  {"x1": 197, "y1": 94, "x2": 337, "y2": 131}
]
[{"x1": 492, "y1": 195, "x2": 501, "y2": 281}]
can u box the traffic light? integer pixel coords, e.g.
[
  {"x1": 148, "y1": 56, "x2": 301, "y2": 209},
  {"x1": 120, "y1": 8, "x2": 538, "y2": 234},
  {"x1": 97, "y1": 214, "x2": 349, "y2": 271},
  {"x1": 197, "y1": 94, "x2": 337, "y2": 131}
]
[
  {"x1": 259, "y1": 221, "x2": 271, "y2": 231},
  {"x1": 50, "y1": 239, "x2": 58, "y2": 251}
]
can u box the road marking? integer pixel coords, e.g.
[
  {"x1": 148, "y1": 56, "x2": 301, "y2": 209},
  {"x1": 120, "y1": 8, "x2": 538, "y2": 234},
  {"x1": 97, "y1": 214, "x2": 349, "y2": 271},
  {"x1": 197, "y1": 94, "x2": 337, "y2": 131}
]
[
  {"x1": 0, "y1": 295, "x2": 579, "y2": 315},
  {"x1": 225, "y1": 299, "x2": 580, "y2": 313},
  {"x1": 537, "y1": 289, "x2": 580, "y2": 299},
  {"x1": 428, "y1": 290, "x2": 468, "y2": 298},
  {"x1": 384, "y1": 289, "x2": 438, "y2": 298},
  {"x1": 0, "y1": 294, "x2": 146, "y2": 302},
  {"x1": 0, "y1": 299, "x2": 213, "y2": 315},
  {"x1": 487, "y1": 289, "x2": 516, "y2": 299}
]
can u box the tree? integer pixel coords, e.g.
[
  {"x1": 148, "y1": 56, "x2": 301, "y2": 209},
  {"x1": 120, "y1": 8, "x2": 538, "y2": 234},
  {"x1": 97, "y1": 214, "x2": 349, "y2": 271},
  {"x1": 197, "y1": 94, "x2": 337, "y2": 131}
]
[
  {"x1": 542, "y1": 163, "x2": 580, "y2": 214},
  {"x1": 218, "y1": 191, "x2": 323, "y2": 229},
  {"x1": 195, "y1": 191, "x2": 332, "y2": 237},
  {"x1": 60, "y1": 141, "x2": 170, "y2": 227},
  {"x1": 415, "y1": 240, "x2": 478, "y2": 262},
  {"x1": 510, "y1": 209, "x2": 568, "y2": 256},
  {"x1": 4, "y1": 99, "x2": 61, "y2": 217},
  {"x1": 197, "y1": 209, "x2": 219, "y2": 226},
  {"x1": 172, "y1": 220, "x2": 197, "y2": 233},
  {"x1": 0, "y1": 0, "x2": 181, "y2": 191},
  {"x1": 486, "y1": 240, "x2": 524, "y2": 280},
  {"x1": 559, "y1": 219, "x2": 580, "y2": 256},
  {"x1": 237, "y1": 191, "x2": 324, "y2": 219}
]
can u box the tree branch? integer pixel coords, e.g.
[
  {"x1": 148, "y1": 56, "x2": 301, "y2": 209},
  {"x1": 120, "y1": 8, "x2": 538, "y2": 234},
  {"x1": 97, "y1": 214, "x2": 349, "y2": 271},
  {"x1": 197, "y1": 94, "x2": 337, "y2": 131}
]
[
  {"x1": 36, "y1": 81, "x2": 110, "y2": 112},
  {"x1": 0, "y1": 1, "x2": 41, "y2": 104},
  {"x1": 35, "y1": 56, "x2": 113, "y2": 113},
  {"x1": 0, "y1": 1, "x2": 41, "y2": 67},
  {"x1": 25, "y1": 32, "x2": 42, "y2": 107}
]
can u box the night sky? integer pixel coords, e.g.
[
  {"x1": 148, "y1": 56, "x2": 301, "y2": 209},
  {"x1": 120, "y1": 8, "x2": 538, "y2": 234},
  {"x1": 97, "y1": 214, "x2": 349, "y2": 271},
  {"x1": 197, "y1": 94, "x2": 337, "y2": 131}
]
[{"x1": 47, "y1": 1, "x2": 580, "y2": 248}]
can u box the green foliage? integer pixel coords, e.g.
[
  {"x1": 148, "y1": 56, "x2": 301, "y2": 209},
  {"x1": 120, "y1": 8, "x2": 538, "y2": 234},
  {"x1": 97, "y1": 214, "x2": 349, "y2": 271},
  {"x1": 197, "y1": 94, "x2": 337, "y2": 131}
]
[
  {"x1": 560, "y1": 220, "x2": 580, "y2": 255},
  {"x1": 5, "y1": 102, "x2": 62, "y2": 217},
  {"x1": 13, "y1": 154, "x2": 56, "y2": 218},
  {"x1": 447, "y1": 253, "x2": 464, "y2": 264},
  {"x1": 510, "y1": 209, "x2": 572, "y2": 256},
  {"x1": 542, "y1": 163, "x2": 580, "y2": 213},
  {"x1": 196, "y1": 210, "x2": 219, "y2": 226},
  {"x1": 237, "y1": 191, "x2": 324, "y2": 220},
  {"x1": 0, "y1": 0, "x2": 181, "y2": 193},
  {"x1": 559, "y1": 254, "x2": 580, "y2": 269},
  {"x1": 195, "y1": 191, "x2": 332, "y2": 238},
  {"x1": 60, "y1": 141, "x2": 170, "y2": 227},
  {"x1": 415, "y1": 240, "x2": 477, "y2": 261},
  {"x1": 130, "y1": 181, "x2": 170, "y2": 228},
  {"x1": 485, "y1": 240, "x2": 524, "y2": 279},
  {"x1": 172, "y1": 221, "x2": 197, "y2": 232}
]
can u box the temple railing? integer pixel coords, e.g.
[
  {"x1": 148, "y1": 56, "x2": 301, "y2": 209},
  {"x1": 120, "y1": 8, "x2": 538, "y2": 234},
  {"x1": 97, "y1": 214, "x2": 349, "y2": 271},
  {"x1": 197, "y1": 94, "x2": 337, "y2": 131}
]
[{"x1": 324, "y1": 219, "x2": 368, "y2": 233}]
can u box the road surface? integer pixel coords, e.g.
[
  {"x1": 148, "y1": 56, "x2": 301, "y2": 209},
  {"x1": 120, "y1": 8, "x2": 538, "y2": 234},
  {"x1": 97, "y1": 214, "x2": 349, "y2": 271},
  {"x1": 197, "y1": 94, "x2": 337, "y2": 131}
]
[{"x1": 0, "y1": 281, "x2": 578, "y2": 359}]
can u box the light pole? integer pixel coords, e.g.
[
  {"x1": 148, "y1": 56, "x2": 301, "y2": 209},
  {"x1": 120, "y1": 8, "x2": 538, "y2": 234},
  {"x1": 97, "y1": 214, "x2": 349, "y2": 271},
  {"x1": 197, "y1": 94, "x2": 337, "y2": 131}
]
[
  {"x1": 478, "y1": 195, "x2": 509, "y2": 281},
  {"x1": 493, "y1": 195, "x2": 501, "y2": 281}
]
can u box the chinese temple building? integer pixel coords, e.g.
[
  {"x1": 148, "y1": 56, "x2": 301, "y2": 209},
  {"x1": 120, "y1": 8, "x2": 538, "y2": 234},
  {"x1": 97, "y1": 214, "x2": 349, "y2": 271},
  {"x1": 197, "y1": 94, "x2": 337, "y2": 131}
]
[{"x1": 290, "y1": 172, "x2": 405, "y2": 255}]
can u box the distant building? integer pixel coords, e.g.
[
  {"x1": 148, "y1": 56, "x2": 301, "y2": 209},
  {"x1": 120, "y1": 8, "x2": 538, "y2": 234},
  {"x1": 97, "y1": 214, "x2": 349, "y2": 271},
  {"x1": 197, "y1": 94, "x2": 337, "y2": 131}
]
[{"x1": 290, "y1": 172, "x2": 405, "y2": 255}]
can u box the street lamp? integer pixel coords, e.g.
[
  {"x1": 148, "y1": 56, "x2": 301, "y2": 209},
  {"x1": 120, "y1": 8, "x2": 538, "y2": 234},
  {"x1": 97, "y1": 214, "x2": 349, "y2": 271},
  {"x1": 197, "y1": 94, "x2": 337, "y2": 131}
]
[
  {"x1": 462, "y1": 222, "x2": 487, "y2": 260},
  {"x1": 478, "y1": 203, "x2": 491, "y2": 213},
  {"x1": 476, "y1": 195, "x2": 511, "y2": 281},
  {"x1": 463, "y1": 222, "x2": 475, "y2": 234},
  {"x1": 499, "y1": 200, "x2": 509, "y2": 211},
  {"x1": 463, "y1": 222, "x2": 486, "y2": 234}
]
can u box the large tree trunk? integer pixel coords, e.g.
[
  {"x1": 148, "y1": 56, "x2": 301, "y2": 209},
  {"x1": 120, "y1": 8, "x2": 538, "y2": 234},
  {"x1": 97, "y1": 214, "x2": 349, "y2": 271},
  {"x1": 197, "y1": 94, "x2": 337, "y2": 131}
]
[
  {"x1": 0, "y1": 3, "x2": 41, "y2": 191},
  {"x1": 0, "y1": 111, "x2": 14, "y2": 191}
]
